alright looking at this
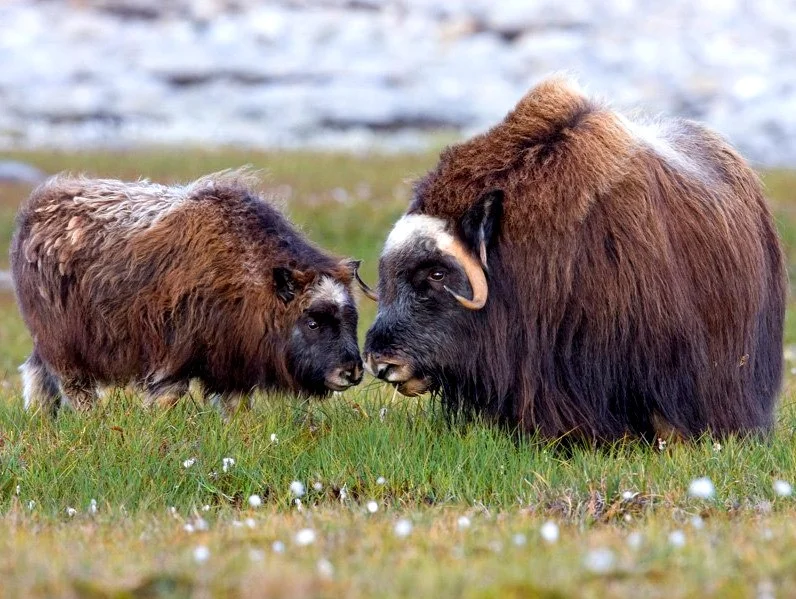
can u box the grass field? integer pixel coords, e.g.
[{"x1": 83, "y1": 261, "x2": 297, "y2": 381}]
[{"x1": 1, "y1": 151, "x2": 796, "y2": 598}]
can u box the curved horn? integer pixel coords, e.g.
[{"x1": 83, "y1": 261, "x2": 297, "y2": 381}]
[
  {"x1": 440, "y1": 237, "x2": 488, "y2": 310},
  {"x1": 353, "y1": 261, "x2": 379, "y2": 302}
]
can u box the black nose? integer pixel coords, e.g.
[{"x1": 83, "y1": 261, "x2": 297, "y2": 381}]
[{"x1": 339, "y1": 360, "x2": 363, "y2": 385}]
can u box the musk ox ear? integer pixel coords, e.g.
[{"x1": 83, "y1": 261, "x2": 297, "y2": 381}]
[
  {"x1": 459, "y1": 190, "x2": 504, "y2": 268},
  {"x1": 273, "y1": 267, "x2": 314, "y2": 304}
]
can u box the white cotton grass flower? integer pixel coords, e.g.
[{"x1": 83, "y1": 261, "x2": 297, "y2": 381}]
[
  {"x1": 366, "y1": 500, "x2": 379, "y2": 514},
  {"x1": 290, "y1": 480, "x2": 306, "y2": 497},
  {"x1": 270, "y1": 433, "x2": 278, "y2": 443},
  {"x1": 583, "y1": 548, "x2": 615, "y2": 573},
  {"x1": 317, "y1": 558, "x2": 334, "y2": 579},
  {"x1": 313, "y1": 481, "x2": 323, "y2": 492},
  {"x1": 339, "y1": 485, "x2": 348, "y2": 501},
  {"x1": 272, "y1": 540, "x2": 286, "y2": 553},
  {"x1": 249, "y1": 549, "x2": 265, "y2": 562},
  {"x1": 773, "y1": 480, "x2": 793, "y2": 497},
  {"x1": 669, "y1": 529, "x2": 686, "y2": 547},
  {"x1": 626, "y1": 531, "x2": 643, "y2": 549},
  {"x1": 193, "y1": 546, "x2": 210, "y2": 563},
  {"x1": 182, "y1": 458, "x2": 196, "y2": 469},
  {"x1": 376, "y1": 476, "x2": 387, "y2": 485},
  {"x1": 89, "y1": 499, "x2": 98, "y2": 514},
  {"x1": 457, "y1": 516, "x2": 471, "y2": 530},
  {"x1": 621, "y1": 491, "x2": 635, "y2": 501},
  {"x1": 294, "y1": 498, "x2": 303, "y2": 512},
  {"x1": 15, "y1": 485, "x2": 20, "y2": 496},
  {"x1": 512, "y1": 533, "x2": 527, "y2": 547},
  {"x1": 27, "y1": 500, "x2": 35, "y2": 510},
  {"x1": 248, "y1": 494, "x2": 262, "y2": 508},
  {"x1": 688, "y1": 477, "x2": 716, "y2": 499},
  {"x1": 222, "y1": 457, "x2": 235, "y2": 473},
  {"x1": 540, "y1": 521, "x2": 559, "y2": 543},
  {"x1": 65, "y1": 507, "x2": 77, "y2": 517},
  {"x1": 394, "y1": 519, "x2": 413, "y2": 538},
  {"x1": 295, "y1": 528, "x2": 316, "y2": 546}
]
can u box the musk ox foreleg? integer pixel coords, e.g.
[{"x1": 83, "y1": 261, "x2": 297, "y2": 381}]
[
  {"x1": 19, "y1": 351, "x2": 60, "y2": 415},
  {"x1": 141, "y1": 378, "x2": 190, "y2": 409},
  {"x1": 209, "y1": 392, "x2": 252, "y2": 417}
]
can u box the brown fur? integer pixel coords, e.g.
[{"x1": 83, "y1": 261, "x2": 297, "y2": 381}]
[
  {"x1": 11, "y1": 170, "x2": 360, "y2": 414},
  {"x1": 368, "y1": 77, "x2": 786, "y2": 441}
]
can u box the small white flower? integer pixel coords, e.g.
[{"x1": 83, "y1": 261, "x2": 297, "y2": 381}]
[
  {"x1": 317, "y1": 558, "x2": 334, "y2": 578},
  {"x1": 773, "y1": 480, "x2": 792, "y2": 497},
  {"x1": 248, "y1": 494, "x2": 262, "y2": 508},
  {"x1": 295, "y1": 528, "x2": 316, "y2": 546},
  {"x1": 290, "y1": 480, "x2": 306, "y2": 497},
  {"x1": 540, "y1": 521, "x2": 559, "y2": 543},
  {"x1": 669, "y1": 529, "x2": 686, "y2": 547},
  {"x1": 222, "y1": 457, "x2": 235, "y2": 473},
  {"x1": 626, "y1": 531, "x2": 643, "y2": 549},
  {"x1": 27, "y1": 500, "x2": 35, "y2": 510},
  {"x1": 690, "y1": 515, "x2": 704, "y2": 530},
  {"x1": 184, "y1": 523, "x2": 195, "y2": 533},
  {"x1": 584, "y1": 548, "x2": 615, "y2": 573},
  {"x1": 65, "y1": 507, "x2": 77, "y2": 517},
  {"x1": 169, "y1": 506, "x2": 177, "y2": 515},
  {"x1": 272, "y1": 540, "x2": 286, "y2": 553},
  {"x1": 183, "y1": 458, "x2": 196, "y2": 469},
  {"x1": 621, "y1": 491, "x2": 635, "y2": 501},
  {"x1": 89, "y1": 499, "x2": 98, "y2": 514},
  {"x1": 193, "y1": 546, "x2": 210, "y2": 563},
  {"x1": 376, "y1": 476, "x2": 387, "y2": 485},
  {"x1": 713, "y1": 442, "x2": 722, "y2": 452},
  {"x1": 512, "y1": 533, "x2": 527, "y2": 546},
  {"x1": 457, "y1": 516, "x2": 471, "y2": 530},
  {"x1": 270, "y1": 433, "x2": 278, "y2": 443},
  {"x1": 366, "y1": 500, "x2": 379, "y2": 514},
  {"x1": 379, "y1": 407, "x2": 388, "y2": 422},
  {"x1": 313, "y1": 481, "x2": 323, "y2": 492},
  {"x1": 195, "y1": 518, "x2": 209, "y2": 531},
  {"x1": 657, "y1": 438, "x2": 667, "y2": 451},
  {"x1": 688, "y1": 477, "x2": 715, "y2": 499},
  {"x1": 15, "y1": 485, "x2": 20, "y2": 495},
  {"x1": 245, "y1": 517, "x2": 256, "y2": 529},
  {"x1": 339, "y1": 485, "x2": 348, "y2": 501},
  {"x1": 249, "y1": 549, "x2": 265, "y2": 562},
  {"x1": 394, "y1": 519, "x2": 413, "y2": 538},
  {"x1": 294, "y1": 498, "x2": 303, "y2": 511}
]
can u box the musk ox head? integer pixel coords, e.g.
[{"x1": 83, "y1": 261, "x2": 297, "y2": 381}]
[
  {"x1": 361, "y1": 190, "x2": 504, "y2": 397},
  {"x1": 277, "y1": 262, "x2": 363, "y2": 395}
]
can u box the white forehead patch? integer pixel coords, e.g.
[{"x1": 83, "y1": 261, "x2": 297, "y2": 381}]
[
  {"x1": 310, "y1": 276, "x2": 350, "y2": 308},
  {"x1": 382, "y1": 214, "x2": 453, "y2": 256}
]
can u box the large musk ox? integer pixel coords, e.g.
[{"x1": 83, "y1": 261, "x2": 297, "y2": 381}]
[
  {"x1": 361, "y1": 77, "x2": 786, "y2": 442},
  {"x1": 11, "y1": 171, "x2": 363, "y2": 415}
]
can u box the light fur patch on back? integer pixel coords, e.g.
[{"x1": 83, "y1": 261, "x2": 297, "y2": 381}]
[
  {"x1": 618, "y1": 115, "x2": 703, "y2": 180},
  {"x1": 382, "y1": 214, "x2": 452, "y2": 256},
  {"x1": 310, "y1": 276, "x2": 351, "y2": 308}
]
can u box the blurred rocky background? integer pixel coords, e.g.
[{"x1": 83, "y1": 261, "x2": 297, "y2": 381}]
[{"x1": 1, "y1": 0, "x2": 795, "y2": 165}]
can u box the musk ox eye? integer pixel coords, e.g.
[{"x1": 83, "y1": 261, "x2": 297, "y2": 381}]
[
  {"x1": 428, "y1": 270, "x2": 446, "y2": 282},
  {"x1": 307, "y1": 318, "x2": 319, "y2": 330}
]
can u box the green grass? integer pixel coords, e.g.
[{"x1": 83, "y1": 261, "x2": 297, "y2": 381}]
[{"x1": 1, "y1": 151, "x2": 796, "y2": 598}]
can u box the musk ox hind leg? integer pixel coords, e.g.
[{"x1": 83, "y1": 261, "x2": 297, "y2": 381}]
[
  {"x1": 58, "y1": 376, "x2": 99, "y2": 413},
  {"x1": 19, "y1": 351, "x2": 61, "y2": 416}
]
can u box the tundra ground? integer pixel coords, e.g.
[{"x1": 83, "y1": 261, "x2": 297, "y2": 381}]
[{"x1": 0, "y1": 152, "x2": 795, "y2": 598}]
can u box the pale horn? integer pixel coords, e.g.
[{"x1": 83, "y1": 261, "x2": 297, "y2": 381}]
[
  {"x1": 440, "y1": 237, "x2": 488, "y2": 310},
  {"x1": 353, "y1": 260, "x2": 379, "y2": 302}
]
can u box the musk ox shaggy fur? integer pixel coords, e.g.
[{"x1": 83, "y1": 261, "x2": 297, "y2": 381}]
[
  {"x1": 362, "y1": 77, "x2": 786, "y2": 442},
  {"x1": 11, "y1": 171, "x2": 363, "y2": 415}
]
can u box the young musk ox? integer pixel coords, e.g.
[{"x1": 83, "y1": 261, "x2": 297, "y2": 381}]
[
  {"x1": 360, "y1": 77, "x2": 786, "y2": 442},
  {"x1": 11, "y1": 171, "x2": 363, "y2": 415}
]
